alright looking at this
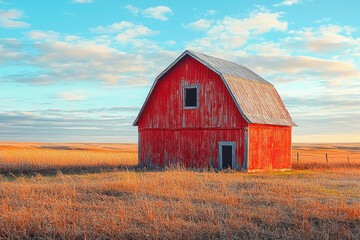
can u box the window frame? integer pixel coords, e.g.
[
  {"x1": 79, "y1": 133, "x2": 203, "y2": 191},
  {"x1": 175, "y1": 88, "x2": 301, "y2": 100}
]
[{"x1": 183, "y1": 84, "x2": 199, "y2": 109}]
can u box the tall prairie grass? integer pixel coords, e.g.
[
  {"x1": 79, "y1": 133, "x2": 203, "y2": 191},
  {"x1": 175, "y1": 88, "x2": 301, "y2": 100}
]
[
  {"x1": 0, "y1": 168, "x2": 359, "y2": 239},
  {"x1": 0, "y1": 143, "x2": 359, "y2": 238},
  {"x1": 1, "y1": 143, "x2": 359, "y2": 174},
  {"x1": 0, "y1": 146, "x2": 137, "y2": 173}
]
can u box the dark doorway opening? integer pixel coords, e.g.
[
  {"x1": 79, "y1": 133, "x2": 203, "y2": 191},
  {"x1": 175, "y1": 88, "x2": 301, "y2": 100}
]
[{"x1": 222, "y1": 145, "x2": 233, "y2": 169}]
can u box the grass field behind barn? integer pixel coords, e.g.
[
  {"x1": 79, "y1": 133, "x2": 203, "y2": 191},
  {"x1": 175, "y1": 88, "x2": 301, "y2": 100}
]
[{"x1": 0, "y1": 142, "x2": 359, "y2": 239}]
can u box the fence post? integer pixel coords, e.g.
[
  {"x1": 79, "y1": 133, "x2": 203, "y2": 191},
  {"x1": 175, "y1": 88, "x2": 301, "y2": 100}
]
[
  {"x1": 348, "y1": 156, "x2": 350, "y2": 164},
  {"x1": 297, "y1": 152, "x2": 299, "y2": 164},
  {"x1": 326, "y1": 153, "x2": 328, "y2": 164}
]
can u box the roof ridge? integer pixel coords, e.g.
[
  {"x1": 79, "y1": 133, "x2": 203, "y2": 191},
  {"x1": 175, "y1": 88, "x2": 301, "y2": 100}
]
[{"x1": 186, "y1": 50, "x2": 272, "y2": 85}]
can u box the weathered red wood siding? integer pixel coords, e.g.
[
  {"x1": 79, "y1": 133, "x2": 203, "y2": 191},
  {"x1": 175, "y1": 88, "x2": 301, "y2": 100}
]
[
  {"x1": 248, "y1": 124, "x2": 292, "y2": 170},
  {"x1": 140, "y1": 129, "x2": 245, "y2": 168},
  {"x1": 137, "y1": 55, "x2": 247, "y2": 129},
  {"x1": 137, "y1": 55, "x2": 248, "y2": 168}
]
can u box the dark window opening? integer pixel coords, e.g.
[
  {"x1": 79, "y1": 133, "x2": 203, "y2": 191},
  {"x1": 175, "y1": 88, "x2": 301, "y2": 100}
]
[
  {"x1": 222, "y1": 145, "x2": 232, "y2": 169},
  {"x1": 184, "y1": 87, "x2": 197, "y2": 107}
]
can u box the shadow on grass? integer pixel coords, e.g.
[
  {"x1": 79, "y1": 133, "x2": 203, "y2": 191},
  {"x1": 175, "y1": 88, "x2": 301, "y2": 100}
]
[
  {"x1": 0, "y1": 165, "x2": 139, "y2": 180},
  {"x1": 1, "y1": 163, "x2": 359, "y2": 180},
  {"x1": 0, "y1": 164, "x2": 226, "y2": 180}
]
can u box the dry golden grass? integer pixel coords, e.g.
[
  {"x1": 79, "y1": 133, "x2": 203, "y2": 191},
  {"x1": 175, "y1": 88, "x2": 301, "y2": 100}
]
[
  {"x1": 0, "y1": 168, "x2": 359, "y2": 239},
  {"x1": 292, "y1": 143, "x2": 360, "y2": 170},
  {"x1": 0, "y1": 142, "x2": 359, "y2": 239},
  {"x1": 0, "y1": 142, "x2": 137, "y2": 173}
]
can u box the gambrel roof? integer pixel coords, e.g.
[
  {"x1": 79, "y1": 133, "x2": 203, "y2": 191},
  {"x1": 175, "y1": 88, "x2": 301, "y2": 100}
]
[{"x1": 133, "y1": 50, "x2": 296, "y2": 127}]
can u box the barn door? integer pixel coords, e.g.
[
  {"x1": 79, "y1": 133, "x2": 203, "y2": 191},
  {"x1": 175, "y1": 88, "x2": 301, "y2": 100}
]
[{"x1": 218, "y1": 142, "x2": 236, "y2": 170}]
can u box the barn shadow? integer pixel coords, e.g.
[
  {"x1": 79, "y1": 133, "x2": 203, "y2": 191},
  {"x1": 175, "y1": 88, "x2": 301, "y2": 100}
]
[
  {"x1": 0, "y1": 164, "x2": 231, "y2": 180},
  {"x1": 0, "y1": 165, "x2": 138, "y2": 180}
]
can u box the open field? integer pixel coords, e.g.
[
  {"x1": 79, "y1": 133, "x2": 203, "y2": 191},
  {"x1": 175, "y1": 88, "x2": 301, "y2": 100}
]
[
  {"x1": 0, "y1": 142, "x2": 137, "y2": 174},
  {"x1": 0, "y1": 142, "x2": 359, "y2": 174},
  {"x1": 292, "y1": 143, "x2": 360, "y2": 169},
  {"x1": 0, "y1": 142, "x2": 359, "y2": 239},
  {"x1": 0, "y1": 167, "x2": 359, "y2": 239}
]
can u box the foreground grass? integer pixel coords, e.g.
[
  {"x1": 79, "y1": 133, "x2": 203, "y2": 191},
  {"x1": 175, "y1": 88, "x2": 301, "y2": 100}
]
[{"x1": 0, "y1": 168, "x2": 359, "y2": 239}]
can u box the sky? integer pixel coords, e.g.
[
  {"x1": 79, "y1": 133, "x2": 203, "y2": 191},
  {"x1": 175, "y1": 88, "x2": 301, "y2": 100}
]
[{"x1": 0, "y1": 0, "x2": 359, "y2": 143}]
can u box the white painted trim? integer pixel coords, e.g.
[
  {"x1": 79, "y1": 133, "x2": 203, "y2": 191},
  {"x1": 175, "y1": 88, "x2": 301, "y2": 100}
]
[
  {"x1": 183, "y1": 84, "x2": 199, "y2": 109},
  {"x1": 218, "y1": 141, "x2": 236, "y2": 170},
  {"x1": 244, "y1": 128, "x2": 249, "y2": 170}
]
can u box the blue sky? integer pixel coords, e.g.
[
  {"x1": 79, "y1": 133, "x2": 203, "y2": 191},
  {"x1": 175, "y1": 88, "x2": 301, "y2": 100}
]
[{"x1": 0, "y1": 0, "x2": 359, "y2": 143}]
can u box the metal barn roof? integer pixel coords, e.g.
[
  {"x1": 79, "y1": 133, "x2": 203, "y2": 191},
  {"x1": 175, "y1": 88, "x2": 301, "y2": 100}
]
[
  {"x1": 133, "y1": 50, "x2": 296, "y2": 127},
  {"x1": 188, "y1": 50, "x2": 271, "y2": 85}
]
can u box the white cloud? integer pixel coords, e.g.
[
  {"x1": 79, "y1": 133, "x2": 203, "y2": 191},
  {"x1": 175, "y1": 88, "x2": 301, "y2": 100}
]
[
  {"x1": 185, "y1": 19, "x2": 213, "y2": 30},
  {"x1": 0, "y1": 9, "x2": 30, "y2": 28},
  {"x1": 274, "y1": 0, "x2": 300, "y2": 7},
  {"x1": 90, "y1": 21, "x2": 158, "y2": 40},
  {"x1": 313, "y1": 18, "x2": 331, "y2": 24},
  {"x1": 73, "y1": 0, "x2": 93, "y2": 3},
  {"x1": 165, "y1": 40, "x2": 176, "y2": 46},
  {"x1": 124, "y1": 4, "x2": 139, "y2": 15},
  {"x1": 245, "y1": 42, "x2": 287, "y2": 55},
  {"x1": 142, "y1": 6, "x2": 172, "y2": 21},
  {"x1": 27, "y1": 30, "x2": 60, "y2": 40},
  {"x1": 57, "y1": 91, "x2": 86, "y2": 101},
  {"x1": 2, "y1": 25, "x2": 177, "y2": 86},
  {"x1": 0, "y1": 38, "x2": 26, "y2": 62},
  {"x1": 90, "y1": 21, "x2": 159, "y2": 47},
  {"x1": 124, "y1": 5, "x2": 173, "y2": 21},
  {"x1": 236, "y1": 54, "x2": 360, "y2": 87},
  {"x1": 186, "y1": 10, "x2": 287, "y2": 51},
  {"x1": 206, "y1": 10, "x2": 216, "y2": 15},
  {"x1": 285, "y1": 24, "x2": 360, "y2": 53}
]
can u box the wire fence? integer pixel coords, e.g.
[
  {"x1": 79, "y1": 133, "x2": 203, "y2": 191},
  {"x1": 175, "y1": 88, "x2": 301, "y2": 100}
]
[{"x1": 291, "y1": 152, "x2": 360, "y2": 165}]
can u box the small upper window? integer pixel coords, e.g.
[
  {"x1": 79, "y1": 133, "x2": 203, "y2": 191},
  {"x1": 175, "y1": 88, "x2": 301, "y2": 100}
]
[{"x1": 184, "y1": 85, "x2": 198, "y2": 109}]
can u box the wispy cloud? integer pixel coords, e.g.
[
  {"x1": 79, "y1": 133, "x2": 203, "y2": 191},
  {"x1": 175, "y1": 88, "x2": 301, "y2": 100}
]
[
  {"x1": 237, "y1": 54, "x2": 360, "y2": 84},
  {"x1": 1, "y1": 24, "x2": 176, "y2": 86},
  {"x1": 206, "y1": 10, "x2": 217, "y2": 15},
  {"x1": 57, "y1": 91, "x2": 86, "y2": 101},
  {"x1": 0, "y1": 110, "x2": 137, "y2": 142},
  {"x1": 274, "y1": 0, "x2": 301, "y2": 7},
  {"x1": 26, "y1": 30, "x2": 60, "y2": 40},
  {"x1": 72, "y1": 0, "x2": 93, "y2": 3},
  {"x1": 186, "y1": 10, "x2": 287, "y2": 51},
  {"x1": 124, "y1": 5, "x2": 173, "y2": 21},
  {"x1": 90, "y1": 21, "x2": 158, "y2": 37},
  {"x1": 185, "y1": 19, "x2": 213, "y2": 30},
  {"x1": 0, "y1": 9, "x2": 30, "y2": 28},
  {"x1": 124, "y1": 4, "x2": 139, "y2": 15},
  {"x1": 142, "y1": 6, "x2": 173, "y2": 20},
  {"x1": 285, "y1": 24, "x2": 358, "y2": 53}
]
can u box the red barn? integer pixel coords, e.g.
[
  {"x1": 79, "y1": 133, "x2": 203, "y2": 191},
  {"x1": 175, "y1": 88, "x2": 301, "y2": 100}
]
[{"x1": 133, "y1": 50, "x2": 296, "y2": 171}]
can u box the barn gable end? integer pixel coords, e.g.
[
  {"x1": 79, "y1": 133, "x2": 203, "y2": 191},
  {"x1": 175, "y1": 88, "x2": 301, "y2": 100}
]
[
  {"x1": 134, "y1": 50, "x2": 296, "y2": 127},
  {"x1": 136, "y1": 54, "x2": 248, "y2": 130}
]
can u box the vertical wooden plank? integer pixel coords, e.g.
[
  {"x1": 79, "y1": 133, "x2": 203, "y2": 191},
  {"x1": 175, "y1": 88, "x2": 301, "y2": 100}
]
[{"x1": 138, "y1": 131, "x2": 141, "y2": 166}]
